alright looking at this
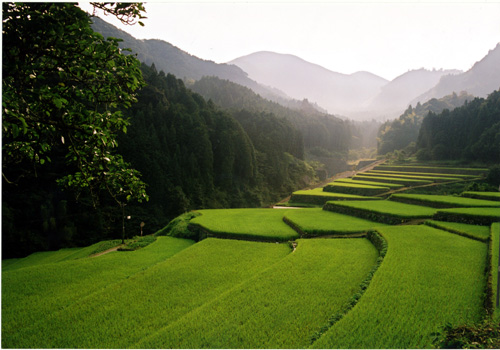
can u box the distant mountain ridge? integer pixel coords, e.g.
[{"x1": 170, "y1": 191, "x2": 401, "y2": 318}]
[
  {"x1": 364, "y1": 68, "x2": 462, "y2": 118},
  {"x1": 90, "y1": 17, "x2": 298, "y2": 105},
  {"x1": 229, "y1": 45, "x2": 500, "y2": 120},
  {"x1": 411, "y1": 43, "x2": 500, "y2": 105},
  {"x1": 229, "y1": 51, "x2": 388, "y2": 116},
  {"x1": 92, "y1": 16, "x2": 500, "y2": 121}
]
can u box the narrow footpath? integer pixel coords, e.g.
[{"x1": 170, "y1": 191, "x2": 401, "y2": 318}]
[{"x1": 89, "y1": 244, "x2": 124, "y2": 258}]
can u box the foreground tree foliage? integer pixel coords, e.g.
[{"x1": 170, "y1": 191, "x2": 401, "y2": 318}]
[
  {"x1": 2, "y1": 14, "x2": 318, "y2": 257},
  {"x1": 2, "y1": 2, "x2": 147, "y2": 204},
  {"x1": 2, "y1": 3, "x2": 148, "y2": 257}
]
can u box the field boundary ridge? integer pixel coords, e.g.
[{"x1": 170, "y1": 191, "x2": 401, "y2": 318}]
[{"x1": 310, "y1": 230, "x2": 387, "y2": 345}]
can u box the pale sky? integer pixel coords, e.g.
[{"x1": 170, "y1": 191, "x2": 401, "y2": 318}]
[{"x1": 80, "y1": 1, "x2": 500, "y2": 81}]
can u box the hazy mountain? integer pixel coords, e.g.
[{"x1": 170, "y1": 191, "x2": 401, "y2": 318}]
[
  {"x1": 411, "y1": 43, "x2": 500, "y2": 105},
  {"x1": 90, "y1": 17, "x2": 295, "y2": 105},
  {"x1": 363, "y1": 68, "x2": 462, "y2": 118},
  {"x1": 229, "y1": 51, "x2": 388, "y2": 116},
  {"x1": 92, "y1": 17, "x2": 499, "y2": 122}
]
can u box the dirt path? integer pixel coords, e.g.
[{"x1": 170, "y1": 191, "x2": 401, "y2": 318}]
[{"x1": 89, "y1": 244, "x2": 124, "y2": 258}]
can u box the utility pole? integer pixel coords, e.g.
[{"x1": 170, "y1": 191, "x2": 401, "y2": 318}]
[
  {"x1": 120, "y1": 202, "x2": 131, "y2": 244},
  {"x1": 121, "y1": 202, "x2": 126, "y2": 244}
]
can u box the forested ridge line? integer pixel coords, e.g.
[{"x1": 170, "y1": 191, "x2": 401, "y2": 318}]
[
  {"x1": 416, "y1": 89, "x2": 500, "y2": 162},
  {"x1": 377, "y1": 91, "x2": 474, "y2": 156}
]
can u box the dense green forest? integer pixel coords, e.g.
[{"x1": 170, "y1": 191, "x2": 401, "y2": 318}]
[
  {"x1": 3, "y1": 4, "x2": 324, "y2": 259},
  {"x1": 191, "y1": 76, "x2": 380, "y2": 175},
  {"x1": 2, "y1": 3, "x2": 148, "y2": 258},
  {"x1": 2, "y1": 62, "x2": 319, "y2": 258},
  {"x1": 191, "y1": 76, "x2": 351, "y2": 153},
  {"x1": 377, "y1": 92, "x2": 473, "y2": 155},
  {"x1": 119, "y1": 64, "x2": 317, "y2": 228},
  {"x1": 416, "y1": 89, "x2": 500, "y2": 162}
]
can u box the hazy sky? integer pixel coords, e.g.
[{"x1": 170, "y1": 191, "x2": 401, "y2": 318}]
[{"x1": 81, "y1": 1, "x2": 500, "y2": 81}]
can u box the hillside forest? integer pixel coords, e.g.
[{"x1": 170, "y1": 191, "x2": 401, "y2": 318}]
[{"x1": 2, "y1": 3, "x2": 500, "y2": 259}]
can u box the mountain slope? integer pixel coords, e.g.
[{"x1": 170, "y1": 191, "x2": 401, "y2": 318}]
[
  {"x1": 365, "y1": 68, "x2": 462, "y2": 117},
  {"x1": 229, "y1": 51, "x2": 388, "y2": 115},
  {"x1": 190, "y1": 76, "x2": 353, "y2": 176},
  {"x1": 90, "y1": 17, "x2": 292, "y2": 103},
  {"x1": 412, "y1": 43, "x2": 500, "y2": 104}
]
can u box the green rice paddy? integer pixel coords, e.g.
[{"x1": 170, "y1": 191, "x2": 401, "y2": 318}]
[
  {"x1": 190, "y1": 208, "x2": 300, "y2": 241},
  {"x1": 334, "y1": 178, "x2": 404, "y2": 188},
  {"x1": 461, "y1": 191, "x2": 500, "y2": 202},
  {"x1": 390, "y1": 193, "x2": 500, "y2": 208},
  {"x1": 364, "y1": 171, "x2": 461, "y2": 182},
  {"x1": 135, "y1": 239, "x2": 379, "y2": 349},
  {"x1": 368, "y1": 169, "x2": 478, "y2": 178},
  {"x1": 491, "y1": 223, "x2": 500, "y2": 320},
  {"x1": 434, "y1": 207, "x2": 500, "y2": 225},
  {"x1": 3, "y1": 162, "x2": 497, "y2": 348},
  {"x1": 289, "y1": 187, "x2": 379, "y2": 206},
  {"x1": 312, "y1": 225, "x2": 488, "y2": 349},
  {"x1": 283, "y1": 208, "x2": 387, "y2": 236},
  {"x1": 424, "y1": 220, "x2": 491, "y2": 241},
  {"x1": 323, "y1": 182, "x2": 390, "y2": 196},
  {"x1": 2, "y1": 236, "x2": 195, "y2": 346},
  {"x1": 3, "y1": 239, "x2": 291, "y2": 348},
  {"x1": 324, "y1": 199, "x2": 437, "y2": 223},
  {"x1": 373, "y1": 165, "x2": 488, "y2": 176},
  {"x1": 353, "y1": 174, "x2": 433, "y2": 186}
]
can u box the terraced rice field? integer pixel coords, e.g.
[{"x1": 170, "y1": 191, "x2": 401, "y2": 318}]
[
  {"x1": 283, "y1": 208, "x2": 386, "y2": 236},
  {"x1": 363, "y1": 171, "x2": 462, "y2": 182},
  {"x1": 324, "y1": 199, "x2": 437, "y2": 224},
  {"x1": 368, "y1": 169, "x2": 478, "y2": 178},
  {"x1": 190, "y1": 208, "x2": 299, "y2": 241},
  {"x1": 3, "y1": 163, "x2": 498, "y2": 348},
  {"x1": 2, "y1": 240, "x2": 122, "y2": 271},
  {"x1": 289, "y1": 187, "x2": 380, "y2": 206},
  {"x1": 352, "y1": 174, "x2": 433, "y2": 186},
  {"x1": 334, "y1": 178, "x2": 404, "y2": 188},
  {"x1": 491, "y1": 223, "x2": 500, "y2": 320},
  {"x1": 390, "y1": 193, "x2": 500, "y2": 208},
  {"x1": 323, "y1": 182, "x2": 390, "y2": 196},
  {"x1": 425, "y1": 220, "x2": 491, "y2": 241},
  {"x1": 372, "y1": 165, "x2": 488, "y2": 176},
  {"x1": 135, "y1": 239, "x2": 379, "y2": 349},
  {"x1": 2, "y1": 237, "x2": 195, "y2": 346},
  {"x1": 434, "y1": 207, "x2": 500, "y2": 225},
  {"x1": 462, "y1": 191, "x2": 500, "y2": 201},
  {"x1": 312, "y1": 225, "x2": 488, "y2": 349},
  {"x1": 3, "y1": 239, "x2": 291, "y2": 348}
]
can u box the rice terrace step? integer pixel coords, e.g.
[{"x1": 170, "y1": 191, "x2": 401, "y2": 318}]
[{"x1": 3, "y1": 162, "x2": 499, "y2": 348}]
